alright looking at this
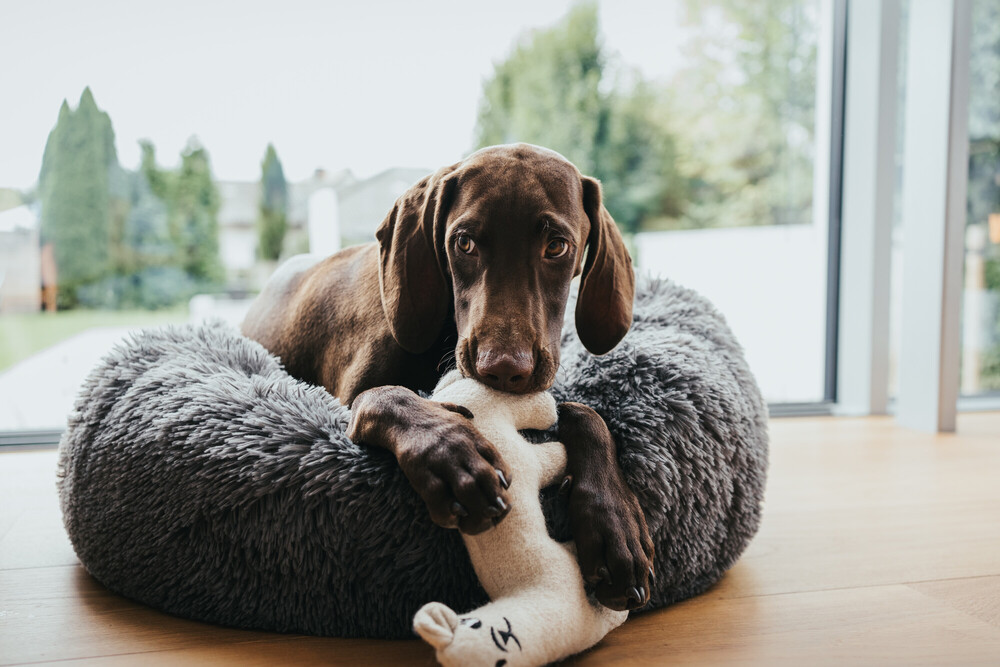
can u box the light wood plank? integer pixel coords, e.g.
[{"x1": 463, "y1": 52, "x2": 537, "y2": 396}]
[
  {"x1": 765, "y1": 415, "x2": 1000, "y2": 511},
  {"x1": 910, "y1": 575, "x2": 1000, "y2": 631},
  {"x1": 20, "y1": 638, "x2": 435, "y2": 667},
  {"x1": 0, "y1": 564, "x2": 283, "y2": 665},
  {"x1": 722, "y1": 499, "x2": 1000, "y2": 598},
  {"x1": 0, "y1": 501, "x2": 77, "y2": 571},
  {"x1": 569, "y1": 583, "x2": 1000, "y2": 666},
  {"x1": 0, "y1": 564, "x2": 434, "y2": 666},
  {"x1": 0, "y1": 450, "x2": 74, "y2": 569}
]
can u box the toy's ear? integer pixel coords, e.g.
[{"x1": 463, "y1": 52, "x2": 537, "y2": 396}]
[{"x1": 413, "y1": 602, "x2": 458, "y2": 650}]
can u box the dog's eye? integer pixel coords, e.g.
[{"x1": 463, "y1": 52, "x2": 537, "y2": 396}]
[
  {"x1": 456, "y1": 234, "x2": 476, "y2": 255},
  {"x1": 544, "y1": 238, "x2": 569, "y2": 259}
]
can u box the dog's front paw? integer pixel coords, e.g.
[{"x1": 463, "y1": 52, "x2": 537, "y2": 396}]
[
  {"x1": 351, "y1": 388, "x2": 513, "y2": 534},
  {"x1": 396, "y1": 400, "x2": 513, "y2": 534},
  {"x1": 568, "y1": 479, "x2": 655, "y2": 611}
]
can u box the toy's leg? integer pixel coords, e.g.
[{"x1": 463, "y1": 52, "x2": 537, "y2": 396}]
[
  {"x1": 533, "y1": 441, "x2": 567, "y2": 488},
  {"x1": 415, "y1": 585, "x2": 626, "y2": 667}
]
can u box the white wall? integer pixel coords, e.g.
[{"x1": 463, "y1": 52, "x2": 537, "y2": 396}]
[{"x1": 636, "y1": 224, "x2": 828, "y2": 403}]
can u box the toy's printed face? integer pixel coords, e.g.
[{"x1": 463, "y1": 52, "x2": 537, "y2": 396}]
[{"x1": 459, "y1": 615, "x2": 522, "y2": 666}]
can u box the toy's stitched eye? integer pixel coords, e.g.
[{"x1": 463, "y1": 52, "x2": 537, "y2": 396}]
[
  {"x1": 456, "y1": 234, "x2": 476, "y2": 255},
  {"x1": 544, "y1": 238, "x2": 569, "y2": 258}
]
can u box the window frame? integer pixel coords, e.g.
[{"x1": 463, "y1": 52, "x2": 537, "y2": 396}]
[{"x1": 769, "y1": 0, "x2": 848, "y2": 418}]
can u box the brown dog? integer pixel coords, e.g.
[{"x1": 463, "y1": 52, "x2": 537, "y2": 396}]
[{"x1": 242, "y1": 144, "x2": 654, "y2": 610}]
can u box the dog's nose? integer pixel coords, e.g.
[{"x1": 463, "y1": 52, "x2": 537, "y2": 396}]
[{"x1": 475, "y1": 349, "x2": 534, "y2": 393}]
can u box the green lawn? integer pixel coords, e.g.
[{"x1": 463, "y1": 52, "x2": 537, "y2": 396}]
[{"x1": 0, "y1": 308, "x2": 188, "y2": 372}]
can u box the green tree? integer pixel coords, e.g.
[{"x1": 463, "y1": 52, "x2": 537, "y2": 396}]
[
  {"x1": 168, "y1": 139, "x2": 223, "y2": 284},
  {"x1": 668, "y1": 0, "x2": 818, "y2": 228},
  {"x1": 37, "y1": 93, "x2": 223, "y2": 309},
  {"x1": 113, "y1": 152, "x2": 172, "y2": 280},
  {"x1": 140, "y1": 140, "x2": 171, "y2": 203},
  {"x1": 125, "y1": 163, "x2": 171, "y2": 266},
  {"x1": 474, "y1": 2, "x2": 685, "y2": 234},
  {"x1": 257, "y1": 143, "x2": 288, "y2": 260},
  {"x1": 83, "y1": 140, "x2": 197, "y2": 310},
  {"x1": 38, "y1": 88, "x2": 119, "y2": 307},
  {"x1": 137, "y1": 139, "x2": 223, "y2": 298},
  {"x1": 594, "y1": 80, "x2": 688, "y2": 232},
  {"x1": 476, "y1": 3, "x2": 603, "y2": 174}
]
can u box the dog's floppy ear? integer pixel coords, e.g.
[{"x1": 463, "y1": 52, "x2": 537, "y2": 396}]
[
  {"x1": 376, "y1": 165, "x2": 458, "y2": 353},
  {"x1": 577, "y1": 176, "x2": 635, "y2": 355}
]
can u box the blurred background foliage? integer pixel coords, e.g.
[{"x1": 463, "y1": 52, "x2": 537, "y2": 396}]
[
  {"x1": 28, "y1": 1, "x2": 823, "y2": 310},
  {"x1": 968, "y1": 0, "x2": 1000, "y2": 389},
  {"x1": 38, "y1": 89, "x2": 225, "y2": 310},
  {"x1": 18, "y1": 0, "x2": 999, "y2": 330},
  {"x1": 475, "y1": 1, "x2": 818, "y2": 233},
  {"x1": 257, "y1": 144, "x2": 289, "y2": 262},
  {"x1": 38, "y1": 89, "x2": 117, "y2": 309}
]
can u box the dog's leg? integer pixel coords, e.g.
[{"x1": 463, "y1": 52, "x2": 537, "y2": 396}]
[{"x1": 557, "y1": 402, "x2": 655, "y2": 611}]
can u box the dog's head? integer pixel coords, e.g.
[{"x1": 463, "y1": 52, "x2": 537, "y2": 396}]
[{"x1": 376, "y1": 143, "x2": 634, "y2": 394}]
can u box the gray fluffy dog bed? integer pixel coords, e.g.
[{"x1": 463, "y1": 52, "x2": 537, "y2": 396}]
[{"x1": 57, "y1": 275, "x2": 768, "y2": 638}]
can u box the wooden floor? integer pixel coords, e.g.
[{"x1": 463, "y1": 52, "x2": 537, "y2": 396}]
[{"x1": 2, "y1": 413, "x2": 999, "y2": 666}]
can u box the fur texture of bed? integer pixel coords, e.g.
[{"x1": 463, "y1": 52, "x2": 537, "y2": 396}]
[{"x1": 57, "y1": 275, "x2": 768, "y2": 638}]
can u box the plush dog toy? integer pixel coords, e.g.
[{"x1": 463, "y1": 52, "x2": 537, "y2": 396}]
[{"x1": 413, "y1": 371, "x2": 628, "y2": 667}]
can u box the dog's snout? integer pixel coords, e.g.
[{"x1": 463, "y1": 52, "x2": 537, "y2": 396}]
[{"x1": 475, "y1": 349, "x2": 534, "y2": 393}]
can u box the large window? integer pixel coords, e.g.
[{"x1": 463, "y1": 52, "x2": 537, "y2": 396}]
[{"x1": 0, "y1": 0, "x2": 834, "y2": 436}]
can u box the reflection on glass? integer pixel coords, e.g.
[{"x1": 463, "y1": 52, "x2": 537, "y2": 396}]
[{"x1": 961, "y1": 0, "x2": 1000, "y2": 395}]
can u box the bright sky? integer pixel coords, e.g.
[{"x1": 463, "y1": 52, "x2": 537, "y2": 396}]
[{"x1": 0, "y1": 0, "x2": 689, "y2": 189}]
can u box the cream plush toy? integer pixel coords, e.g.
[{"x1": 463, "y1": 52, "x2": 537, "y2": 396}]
[{"x1": 413, "y1": 371, "x2": 628, "y2": 667}]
